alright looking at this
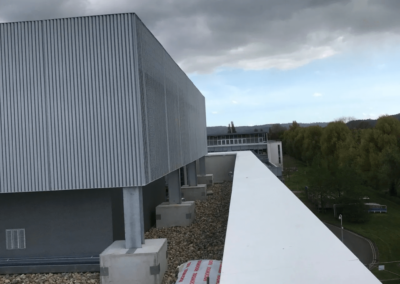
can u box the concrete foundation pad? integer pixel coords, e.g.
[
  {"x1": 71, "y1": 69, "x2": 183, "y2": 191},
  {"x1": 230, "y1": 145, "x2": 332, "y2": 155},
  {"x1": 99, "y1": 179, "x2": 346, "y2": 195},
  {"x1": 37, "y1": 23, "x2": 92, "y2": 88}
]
[
  {"x1": 181, "y1": 184, "x2": 207, "y2": 201},
  {"x1": 156, "y1": 201, "x2": 195, "y2": 228},
  {"x1": 197, "y1": 174, "x2": 214, "y2": 186},
  {"x1": 100, "y1": 239, "x2": 167, "y2": 284}
]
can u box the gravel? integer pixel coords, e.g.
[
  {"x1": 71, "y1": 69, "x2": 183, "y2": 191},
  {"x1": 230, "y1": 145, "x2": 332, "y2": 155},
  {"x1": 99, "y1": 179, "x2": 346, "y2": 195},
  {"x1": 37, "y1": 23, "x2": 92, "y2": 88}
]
[
  {"x1": 150, "y1": 182, "x2": 232, "y2": 284},
  {"x1": 0, "y1": 182, "x2": 232, "y2": 284},
  {"x1": 0, "y1": 273, "x2": 100, "y2": 284}
]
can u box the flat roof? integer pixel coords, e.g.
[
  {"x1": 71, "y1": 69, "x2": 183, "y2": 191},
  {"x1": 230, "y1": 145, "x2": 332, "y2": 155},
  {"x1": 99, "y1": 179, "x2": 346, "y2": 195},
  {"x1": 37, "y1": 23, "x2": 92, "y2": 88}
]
[{"x1": 208, "y1": 151, "x2": 380, "y2": 284}]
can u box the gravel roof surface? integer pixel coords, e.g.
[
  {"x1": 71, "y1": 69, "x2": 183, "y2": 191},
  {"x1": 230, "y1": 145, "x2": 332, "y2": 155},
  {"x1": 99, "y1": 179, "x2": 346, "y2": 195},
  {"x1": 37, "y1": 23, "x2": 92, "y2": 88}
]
[
  {"x1": 149, "y1": 182, "x2": 232, "y2": 284},
  {"x1": 0, "y1": 182, "x2": 232, "y2": 284},
  {"x1": 0, "y1": 272, "x2": 99, "y2": 284}
]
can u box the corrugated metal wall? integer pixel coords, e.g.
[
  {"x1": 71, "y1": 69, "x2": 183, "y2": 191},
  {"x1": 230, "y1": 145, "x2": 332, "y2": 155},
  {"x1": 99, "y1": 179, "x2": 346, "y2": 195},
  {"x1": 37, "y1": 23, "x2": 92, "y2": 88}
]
[
  {"x1": 0, "y1": 13, "x2": 207, "y2": 193},
  {"x1": 135, "y1": 18, "x2": 207, "y2": 183}
]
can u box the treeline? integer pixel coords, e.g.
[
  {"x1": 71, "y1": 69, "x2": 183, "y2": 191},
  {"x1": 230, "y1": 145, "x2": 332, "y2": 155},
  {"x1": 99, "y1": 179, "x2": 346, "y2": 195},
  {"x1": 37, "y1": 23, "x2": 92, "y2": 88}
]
[{"x1": 283, "y1": 116, "x2": 400, "y2": 222}]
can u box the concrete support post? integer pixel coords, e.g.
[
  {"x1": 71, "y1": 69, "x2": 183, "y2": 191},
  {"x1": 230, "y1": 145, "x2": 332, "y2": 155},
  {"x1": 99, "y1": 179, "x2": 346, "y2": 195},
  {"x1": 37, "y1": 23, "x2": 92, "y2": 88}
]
[
  {"x1": 123, "y1": 187, "x2": 144, "y2": 249},
  {"x1": 187, "y1": 161, "x2": 197, "y2": 186},
  {"x1": 183, "y1": 166, "x2": 188, "y2": 185},
  {"x1": 168, "y1": 169, "x2": 182, "y2": 204},
  {"x1": 199, "y1": 156, "x2": 206, "y2": 176}
]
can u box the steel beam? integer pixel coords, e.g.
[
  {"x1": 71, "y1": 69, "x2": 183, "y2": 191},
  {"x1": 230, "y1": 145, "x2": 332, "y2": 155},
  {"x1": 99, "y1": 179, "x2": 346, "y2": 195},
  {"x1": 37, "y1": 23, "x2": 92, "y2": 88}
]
[
  {"x1": 123, "y1": 187, "x2": 144, "y2": 249},
  {"x1": 187, "y1": 161, "x2": 198, "y2": 186},
  {"x1": 168, "y1": 169, "x2": 182, "y2": 204},
  {"x1": 199, "y1": 156, "x2": 206, "y2": 176}
]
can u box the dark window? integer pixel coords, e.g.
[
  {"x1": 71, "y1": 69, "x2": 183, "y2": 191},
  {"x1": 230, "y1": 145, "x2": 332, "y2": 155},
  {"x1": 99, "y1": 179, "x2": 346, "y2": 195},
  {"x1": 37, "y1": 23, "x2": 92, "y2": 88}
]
[{"x1": 278, "y1": 145, "x2": 281, "y2": 164}]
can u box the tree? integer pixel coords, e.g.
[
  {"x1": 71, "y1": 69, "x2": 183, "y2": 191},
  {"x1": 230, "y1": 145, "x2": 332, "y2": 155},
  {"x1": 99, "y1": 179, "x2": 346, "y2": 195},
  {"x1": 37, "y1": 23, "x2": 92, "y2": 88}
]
[
  {"x1": 320, "y1": 121, "x2": 350, "y2": 160},
  {"x1": 301, "y1": 126, "x2": 323, "y2": 164},
  {"x1": 381, "y1": 147, "x2": 400, "y2": 196},
  {"x1": 227, "y1": 123, "x2": 232, "y2": 134},
  {"x1": 269, "y1": 124, "x2": 287, "y2": 140},
  {"x1": 231, "y1": 121, "x2": 237, "y2": 133},
  {"x1": 306, "y1": 158, "x2": 332, "y2": 211},
  {"x1": 357, "y1": 116, "x2": 400, "y2": 190},
  {"x1": 339, "y1": 197, "x2": 370, "y2": 223},
  {"x1": 283, "y1": 121, "x2": 302, "y2": 157},
  {"x1": 356, "y1": 121, "x2": 373, "y2": 130}
]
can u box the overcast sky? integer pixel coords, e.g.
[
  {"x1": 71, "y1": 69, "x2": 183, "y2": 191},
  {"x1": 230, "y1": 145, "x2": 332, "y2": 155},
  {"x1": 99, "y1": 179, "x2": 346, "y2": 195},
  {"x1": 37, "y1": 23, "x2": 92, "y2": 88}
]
[{"x1": 1, "y1": 0, "x2": 399, "y2": 126}]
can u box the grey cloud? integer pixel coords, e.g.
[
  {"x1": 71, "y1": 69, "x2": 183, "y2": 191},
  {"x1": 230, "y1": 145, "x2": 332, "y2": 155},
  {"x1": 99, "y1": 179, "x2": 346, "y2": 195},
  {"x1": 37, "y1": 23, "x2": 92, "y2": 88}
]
[
  {"x1": 1, "y1": 0, "x2": 400, "y2": 73},
  {"x1": 0, "y1": 0, "x2": 89, "y2": 22}
]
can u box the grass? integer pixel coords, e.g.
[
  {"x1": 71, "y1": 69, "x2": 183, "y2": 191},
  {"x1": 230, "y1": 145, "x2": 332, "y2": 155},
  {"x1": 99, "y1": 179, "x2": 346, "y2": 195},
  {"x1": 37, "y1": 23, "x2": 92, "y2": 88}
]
[{"x1": 282, "y1": 155, "x2": 400, "y2": 281}]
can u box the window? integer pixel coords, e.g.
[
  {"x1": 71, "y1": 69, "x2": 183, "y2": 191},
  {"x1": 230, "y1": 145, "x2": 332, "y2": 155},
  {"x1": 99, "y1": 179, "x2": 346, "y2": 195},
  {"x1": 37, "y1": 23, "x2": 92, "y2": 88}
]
[
  {"x1": 278, "y1": 145, "x2": 281, "y2": 164},
  {"x1": 6, "y1": 229, "x2": 26, "y2": 250}
]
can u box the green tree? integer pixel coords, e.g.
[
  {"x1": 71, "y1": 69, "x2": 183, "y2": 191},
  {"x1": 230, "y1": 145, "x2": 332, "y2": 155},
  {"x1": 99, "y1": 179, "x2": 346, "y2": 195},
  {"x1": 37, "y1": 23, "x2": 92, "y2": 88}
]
[
  {"x1": 283, "y1": 121, "x2": 302, "y2": 158},
  {"x1": 306, "y1": 158, "x2": 332, "y2": 211},
  {"x1": 301, "y1": 125, "x2": 323, "y2": 164},
  {"x1": 339, "y1": 196, "x2": 370, "y2": 223},
  {"x1": 357, "y1": 116, "x2": 400, "y2": 190},
  {"x1": 320, "y1": 121, "x2": 350, "y2": 160},
  {"x1": 381, "y1": 147, "x2": 400, "y2": 196},
  {"x1": 268, "y1": 124, "x2": 287, "y2": 140}
]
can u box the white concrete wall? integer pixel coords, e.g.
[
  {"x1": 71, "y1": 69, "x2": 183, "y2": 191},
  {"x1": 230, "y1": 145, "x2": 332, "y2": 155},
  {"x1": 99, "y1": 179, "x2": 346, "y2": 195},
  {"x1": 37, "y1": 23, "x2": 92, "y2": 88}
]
[
  {"x1": 208, "y1": 151, "x2": 380, "y2": 284},
  {"x1": 267, "y1": 141, "x2": 283, "y2": 167},
  {"x1": 196, "y1": 154, "x2": 236, "y2": 183}
]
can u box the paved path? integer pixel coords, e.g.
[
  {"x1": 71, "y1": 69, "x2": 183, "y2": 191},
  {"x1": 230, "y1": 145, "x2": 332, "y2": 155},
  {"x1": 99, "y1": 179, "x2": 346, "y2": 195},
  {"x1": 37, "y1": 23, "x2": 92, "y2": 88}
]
[{"x1": 325, "y1": 223, "x2": 375, "y2": 266}]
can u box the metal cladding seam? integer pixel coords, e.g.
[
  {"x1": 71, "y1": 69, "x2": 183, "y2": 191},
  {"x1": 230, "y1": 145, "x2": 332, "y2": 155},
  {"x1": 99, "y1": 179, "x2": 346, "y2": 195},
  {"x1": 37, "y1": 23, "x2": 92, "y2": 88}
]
[{"x1": 0, "y1": 13, "x2": 207, "y2": 193}]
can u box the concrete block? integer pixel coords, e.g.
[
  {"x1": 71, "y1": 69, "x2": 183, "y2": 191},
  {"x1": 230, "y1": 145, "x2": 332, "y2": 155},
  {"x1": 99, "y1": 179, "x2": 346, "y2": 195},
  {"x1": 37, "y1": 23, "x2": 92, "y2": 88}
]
[
  {"x1": 181, "y1": 184, "x2": 207, "y2": 201},
  {"x1": 156, "y1": 201, "x2": 195, "y2": 228},
  {"x1": 100, "y1": 239, "x2": 167, "y2": 284},
  {"x1": 197, "y1": 174, "x2": 214, "y2": 187}
]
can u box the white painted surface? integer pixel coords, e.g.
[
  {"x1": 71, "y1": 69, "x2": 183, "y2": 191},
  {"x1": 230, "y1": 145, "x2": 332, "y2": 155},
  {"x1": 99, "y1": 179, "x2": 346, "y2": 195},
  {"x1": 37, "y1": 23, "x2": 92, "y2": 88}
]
[
  {"x1": 156, "y1": 201, "x2": 195, "y2": 228},
  {"x1": 267, "y1": 140, "x2": 283, "y2": 167},
  {"x1": 100, "y1": 239, "x2": 167, "y2": 284},
  {"x1": 207, "y1": 151, "x2": 380, "y2": 284},
  {"x1": 182, "y1": 184, "x2": 207, "y2": 201}
]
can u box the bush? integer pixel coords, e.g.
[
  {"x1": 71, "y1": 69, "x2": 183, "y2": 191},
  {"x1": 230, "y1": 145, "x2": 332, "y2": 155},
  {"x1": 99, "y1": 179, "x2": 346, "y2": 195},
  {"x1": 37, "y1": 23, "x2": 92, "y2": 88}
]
[{"x1": 338, "y1": 197, "x2": 370, "y2": 223}]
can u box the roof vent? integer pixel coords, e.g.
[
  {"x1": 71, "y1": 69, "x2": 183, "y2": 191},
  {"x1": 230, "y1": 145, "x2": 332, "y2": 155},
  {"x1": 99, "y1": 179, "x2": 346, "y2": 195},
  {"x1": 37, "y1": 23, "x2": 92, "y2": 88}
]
[{"x1": 6, "y1": 229, "x2": 26, "y2": 250}]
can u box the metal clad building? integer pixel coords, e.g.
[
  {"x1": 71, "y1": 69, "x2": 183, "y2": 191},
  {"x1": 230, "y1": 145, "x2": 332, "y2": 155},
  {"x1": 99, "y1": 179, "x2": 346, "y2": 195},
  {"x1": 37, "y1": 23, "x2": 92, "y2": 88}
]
[{"x1": 0, "y1": 13, "x2": 207, "y2": 193}]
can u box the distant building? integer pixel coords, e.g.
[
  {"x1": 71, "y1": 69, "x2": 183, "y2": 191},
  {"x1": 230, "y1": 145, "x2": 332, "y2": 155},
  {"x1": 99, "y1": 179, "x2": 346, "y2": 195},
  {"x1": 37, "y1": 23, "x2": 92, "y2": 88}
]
[{"x1": 206, "y1": 129, "x2": 283, "y2": 175}]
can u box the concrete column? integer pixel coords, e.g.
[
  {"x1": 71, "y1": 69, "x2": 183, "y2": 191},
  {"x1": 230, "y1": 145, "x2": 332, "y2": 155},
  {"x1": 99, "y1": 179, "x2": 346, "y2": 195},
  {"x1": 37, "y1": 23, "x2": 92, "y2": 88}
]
[
  {"x1": 168, "y1": 169, "x2": 181, "y2": 204},
  {"x1": 183, "y1": 166, "x2": 188, "y2": 185},
  {"x1": 123, "y1": 187, "x2": 144, "y2": 249},
  {"x1": 187, "y1": 161, "x2": 197, "y2": 186},
  {"x1": 199, "y1": 156, "x2": 206, "y2": 176}
]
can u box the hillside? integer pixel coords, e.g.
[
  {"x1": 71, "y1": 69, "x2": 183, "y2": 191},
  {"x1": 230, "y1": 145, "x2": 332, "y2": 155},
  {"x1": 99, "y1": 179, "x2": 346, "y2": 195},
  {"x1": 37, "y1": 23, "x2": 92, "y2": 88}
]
[
  {"x1": 207, "y1": 113, "x2": 400, "y2": 135},
  {"x1": 207, "y1": 122, "x2": 328, "y2": 136},
  {"x1": 346, "y1": 113, "x2": 400, "y2": 129}
]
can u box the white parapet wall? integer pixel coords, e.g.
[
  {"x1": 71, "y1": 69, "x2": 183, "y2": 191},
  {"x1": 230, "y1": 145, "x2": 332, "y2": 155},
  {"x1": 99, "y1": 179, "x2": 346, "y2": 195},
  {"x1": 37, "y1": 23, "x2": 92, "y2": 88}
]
[{"x1": 207, "y1": 151, "x2": 380, "y2": 284}]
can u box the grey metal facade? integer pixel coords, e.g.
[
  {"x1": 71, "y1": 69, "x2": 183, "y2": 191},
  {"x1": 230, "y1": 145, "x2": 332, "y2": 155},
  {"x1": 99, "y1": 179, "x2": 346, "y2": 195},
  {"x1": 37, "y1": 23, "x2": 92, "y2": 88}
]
[{"x1": 0, "y1": 13, "x2": 207, "y2": 193}]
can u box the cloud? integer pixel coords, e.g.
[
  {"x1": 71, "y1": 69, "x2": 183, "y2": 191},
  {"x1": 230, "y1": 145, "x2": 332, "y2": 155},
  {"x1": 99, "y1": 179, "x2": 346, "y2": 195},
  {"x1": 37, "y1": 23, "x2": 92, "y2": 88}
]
[
  {"x1": 232, "y1": 101, "x2": 238, "y2": 104},
  {"x1": 1, "y1": 0, "x2": 400, "y2": 73},
  {"x1": 212, "y1": 111, "x2": 218, "y2": 114},
  {"x1": 313, "y1": 93, "x2": 323, "y2": 97}
]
